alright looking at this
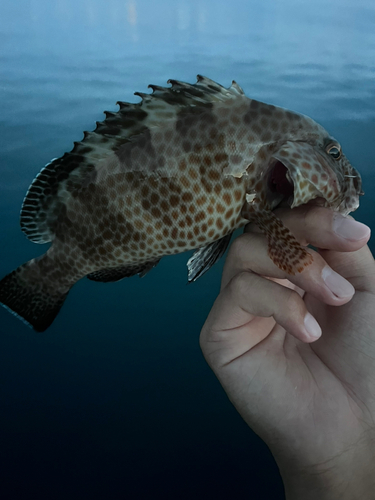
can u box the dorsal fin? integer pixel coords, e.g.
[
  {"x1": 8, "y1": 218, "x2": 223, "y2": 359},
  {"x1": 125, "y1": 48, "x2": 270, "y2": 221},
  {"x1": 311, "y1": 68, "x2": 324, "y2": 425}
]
[{"x1": 20, "y1": 76, "x2": 244, "y2": 244}]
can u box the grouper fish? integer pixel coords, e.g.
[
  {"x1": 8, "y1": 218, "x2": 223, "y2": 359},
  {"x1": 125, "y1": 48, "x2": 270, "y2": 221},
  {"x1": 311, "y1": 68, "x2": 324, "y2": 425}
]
[{"x1": 0, "y1": 76, "x2": 362, "y2": 331}]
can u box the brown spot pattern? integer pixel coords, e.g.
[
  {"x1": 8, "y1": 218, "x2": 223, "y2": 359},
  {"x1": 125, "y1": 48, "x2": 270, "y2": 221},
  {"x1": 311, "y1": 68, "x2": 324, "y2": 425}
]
[{"x1": 14, "y1": 74, "x2": 358, "y2": 332}]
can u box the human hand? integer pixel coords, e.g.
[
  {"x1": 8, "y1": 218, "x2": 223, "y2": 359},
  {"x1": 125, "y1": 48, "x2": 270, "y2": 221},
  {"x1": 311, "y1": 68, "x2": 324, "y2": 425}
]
[{"x1": 200, "y1": 206, "x2": 375, "y2": 499}]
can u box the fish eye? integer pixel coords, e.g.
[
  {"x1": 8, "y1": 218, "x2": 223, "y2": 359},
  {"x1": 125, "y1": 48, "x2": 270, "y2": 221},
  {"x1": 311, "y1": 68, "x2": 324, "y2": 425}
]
[{"x1": 327, "y1": 144, "x2": 341, "y2": 160}]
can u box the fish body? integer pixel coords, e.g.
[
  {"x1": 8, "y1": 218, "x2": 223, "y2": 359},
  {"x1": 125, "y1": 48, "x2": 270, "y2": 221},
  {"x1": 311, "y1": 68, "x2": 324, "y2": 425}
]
[{"x1": 0, "y1": 76, "x2": 362, "y2": 331}]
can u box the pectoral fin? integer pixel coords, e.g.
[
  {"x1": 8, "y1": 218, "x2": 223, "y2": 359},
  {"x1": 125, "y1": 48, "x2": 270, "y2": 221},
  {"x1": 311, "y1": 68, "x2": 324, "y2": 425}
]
[{"x1": 241, "y1": 202, "x2": 312, "y2": 275}]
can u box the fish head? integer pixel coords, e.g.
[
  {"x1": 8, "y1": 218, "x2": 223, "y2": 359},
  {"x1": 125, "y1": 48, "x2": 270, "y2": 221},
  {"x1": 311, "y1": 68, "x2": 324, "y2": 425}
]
[
  {"x1": 243, "y1": 112, "x2": 363, "y2": 275},
  {"x1": 262, "y1": 136, "x2": 362, "y2": 216}
]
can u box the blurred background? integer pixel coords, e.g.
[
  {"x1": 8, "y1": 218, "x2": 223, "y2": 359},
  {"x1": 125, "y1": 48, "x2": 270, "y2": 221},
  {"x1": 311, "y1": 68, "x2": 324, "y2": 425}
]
[{"x1": 0, "y1": 0, "x2": 374, "y2": 498}]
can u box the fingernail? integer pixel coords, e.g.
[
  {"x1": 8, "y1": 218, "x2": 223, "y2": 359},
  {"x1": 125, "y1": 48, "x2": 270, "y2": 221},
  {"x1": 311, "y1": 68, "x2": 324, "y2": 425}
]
[
  {"x1": 333, "y1": 215, "x2": 370, "y2": 241},
  {"x1": 304, "y1": 313, "x2": 322, "y2": 339},
  {"x1": 322, "y1": 266, "x2": 355, "y2": 298}
]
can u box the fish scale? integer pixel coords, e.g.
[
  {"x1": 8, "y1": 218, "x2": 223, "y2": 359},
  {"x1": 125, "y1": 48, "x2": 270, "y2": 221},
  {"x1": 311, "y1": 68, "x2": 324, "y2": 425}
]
[{"x1": 0, "y1": 75, "x2": 362, "y2": 331}]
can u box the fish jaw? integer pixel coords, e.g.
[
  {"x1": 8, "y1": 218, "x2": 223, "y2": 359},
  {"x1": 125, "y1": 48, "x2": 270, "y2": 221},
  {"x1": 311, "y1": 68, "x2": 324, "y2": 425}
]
[
  {"x1": 337, "y1": 163, "x2": 362, "y2": 215},
  {"x1": 270, "y1": 141, "x2": 341, "y2": 209},
  {"x1": 266, "y1": 141, "x2": 361, "y2": 215}
]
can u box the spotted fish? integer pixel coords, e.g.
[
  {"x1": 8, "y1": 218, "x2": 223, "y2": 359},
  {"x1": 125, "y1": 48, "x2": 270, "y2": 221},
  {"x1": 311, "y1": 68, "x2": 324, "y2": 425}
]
[{"x1": 0, "y1": 76, "x2": 362, "y2": 331}]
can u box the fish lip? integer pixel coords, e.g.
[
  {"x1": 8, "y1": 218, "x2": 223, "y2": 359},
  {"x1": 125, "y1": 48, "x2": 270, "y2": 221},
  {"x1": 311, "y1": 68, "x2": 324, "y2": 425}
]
[
  {"x1": 275, "y1": 196, "x2": 327, "y2": 210},
  {"x1": 304, "y1": 196, "x2": 328, "y2": 207}
]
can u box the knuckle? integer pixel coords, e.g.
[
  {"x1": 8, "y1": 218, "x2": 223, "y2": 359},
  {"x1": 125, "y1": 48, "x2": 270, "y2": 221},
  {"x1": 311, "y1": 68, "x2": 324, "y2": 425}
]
[
  {"x1": 299, "y1": 206, "x2": 321, "y2": 246},
  {"x1": 227, "y1": 270, "x2": 255, "y2": 297},
  {"x1": 230, "y1": 232, "x2": 260, "y2": 257},
  {"x1": 307, "y1": 205, "x2": 332, "y2": 226},
  {"x1": 284, "y1": 287, "x2": 303, "y2": 315},
  {"x1": 226, "y1": 271, "x2": 266, "y2": 304}
]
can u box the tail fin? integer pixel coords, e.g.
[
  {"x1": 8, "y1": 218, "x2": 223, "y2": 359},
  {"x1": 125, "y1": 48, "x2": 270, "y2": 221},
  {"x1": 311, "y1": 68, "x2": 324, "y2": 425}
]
[{"x1": 0, "y1": 259, "x2": 71, "y2": 332}]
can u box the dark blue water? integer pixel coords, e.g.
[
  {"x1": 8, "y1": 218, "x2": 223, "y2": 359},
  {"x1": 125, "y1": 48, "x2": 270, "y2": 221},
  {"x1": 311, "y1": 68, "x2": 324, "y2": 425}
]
[{"x1": 0, "y1": 1, "x2": 374, "y2": 498}]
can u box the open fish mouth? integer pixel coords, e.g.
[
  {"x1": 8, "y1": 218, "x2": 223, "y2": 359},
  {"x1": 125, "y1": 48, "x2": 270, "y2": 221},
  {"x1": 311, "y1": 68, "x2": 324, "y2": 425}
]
[
  {"x1": 265, "y1": 158, "x2": 310, "y2": 210},
  {"x1": 267, "y1": 160, "x2": 330, "y2": 210},
  {"x1": 267, "y1": 160, "x2": 295, "y2": 208},
  {"x1": 264, "y1": 141, "x2": 344, "y2": 211}
]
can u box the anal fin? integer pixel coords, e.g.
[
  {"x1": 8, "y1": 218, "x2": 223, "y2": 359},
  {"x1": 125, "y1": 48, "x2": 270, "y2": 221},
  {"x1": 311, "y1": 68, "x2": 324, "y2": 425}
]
[
  {"x1": 87, "y1": 259, "x2": 160, "y2": 283},
  {"x1": 187, "y1": 233, "x2": 233, "y2": 282}
]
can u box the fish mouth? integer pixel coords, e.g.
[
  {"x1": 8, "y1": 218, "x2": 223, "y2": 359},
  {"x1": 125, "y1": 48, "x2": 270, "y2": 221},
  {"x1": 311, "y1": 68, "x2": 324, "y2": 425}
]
[
  {"x1": 267, "y1": 159, "x2": 327, "y2": 210},
  {"x1": 266, "y1": 159, "x2": 328, "y2": 210},
  {"x1": 267, "y1": 160, "x2": 294, "y2": 208}
]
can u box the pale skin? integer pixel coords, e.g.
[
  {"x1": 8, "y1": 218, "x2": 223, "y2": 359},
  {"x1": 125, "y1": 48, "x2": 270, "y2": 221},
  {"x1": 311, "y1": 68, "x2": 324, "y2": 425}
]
[{"x1": 200, "y1": 205, "x2": 375, "y2": 499}]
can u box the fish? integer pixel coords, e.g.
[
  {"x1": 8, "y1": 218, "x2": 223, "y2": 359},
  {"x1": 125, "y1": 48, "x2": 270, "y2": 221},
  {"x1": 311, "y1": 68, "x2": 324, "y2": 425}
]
[{"x1": 0, "y1": 75, "x2": 363, "y2": 332}]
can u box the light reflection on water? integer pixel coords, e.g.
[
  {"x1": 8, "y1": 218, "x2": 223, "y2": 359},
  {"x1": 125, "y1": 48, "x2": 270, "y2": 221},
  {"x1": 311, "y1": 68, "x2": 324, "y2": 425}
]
[{"x1": 0, "y1": 1, "x2": 374, "y2": 498}]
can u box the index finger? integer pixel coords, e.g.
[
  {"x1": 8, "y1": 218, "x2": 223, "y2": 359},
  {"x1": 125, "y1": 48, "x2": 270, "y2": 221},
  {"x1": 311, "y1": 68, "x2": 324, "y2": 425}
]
[{"x1": 244, "y1": 205, "x2": 371, "y2": 252}]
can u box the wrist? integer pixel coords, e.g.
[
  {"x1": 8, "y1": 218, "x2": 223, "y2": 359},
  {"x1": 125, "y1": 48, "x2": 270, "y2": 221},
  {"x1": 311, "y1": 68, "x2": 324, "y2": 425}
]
[
  {"x1": 276, "y1": 441, "x2": 375, "y2": 500},
  {"x1": 282, "y1": 467, "x2": 374, "y2": 500}
]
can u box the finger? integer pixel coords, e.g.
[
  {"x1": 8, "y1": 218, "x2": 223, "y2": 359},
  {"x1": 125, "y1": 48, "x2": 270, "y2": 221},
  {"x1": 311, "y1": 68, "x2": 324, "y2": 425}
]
[
  {"x1": 318, "y1": 245, "x2": 375, "y2": 293},
  {"x1": 222, "y1": 232, "x2": 355, "y2": 306},
  {"x1": 244, "y1": 205, "x2": 371, "y2": 252},
  {"x1": 201, "y1": 271, "x2": 321, "y2": 367}
]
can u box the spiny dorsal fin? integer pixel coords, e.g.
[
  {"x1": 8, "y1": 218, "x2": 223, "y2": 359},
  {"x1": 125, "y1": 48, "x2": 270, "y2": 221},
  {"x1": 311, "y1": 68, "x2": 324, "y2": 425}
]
[{"x1": 21, "y1": 76, "x2": 244, "y2": 244}]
